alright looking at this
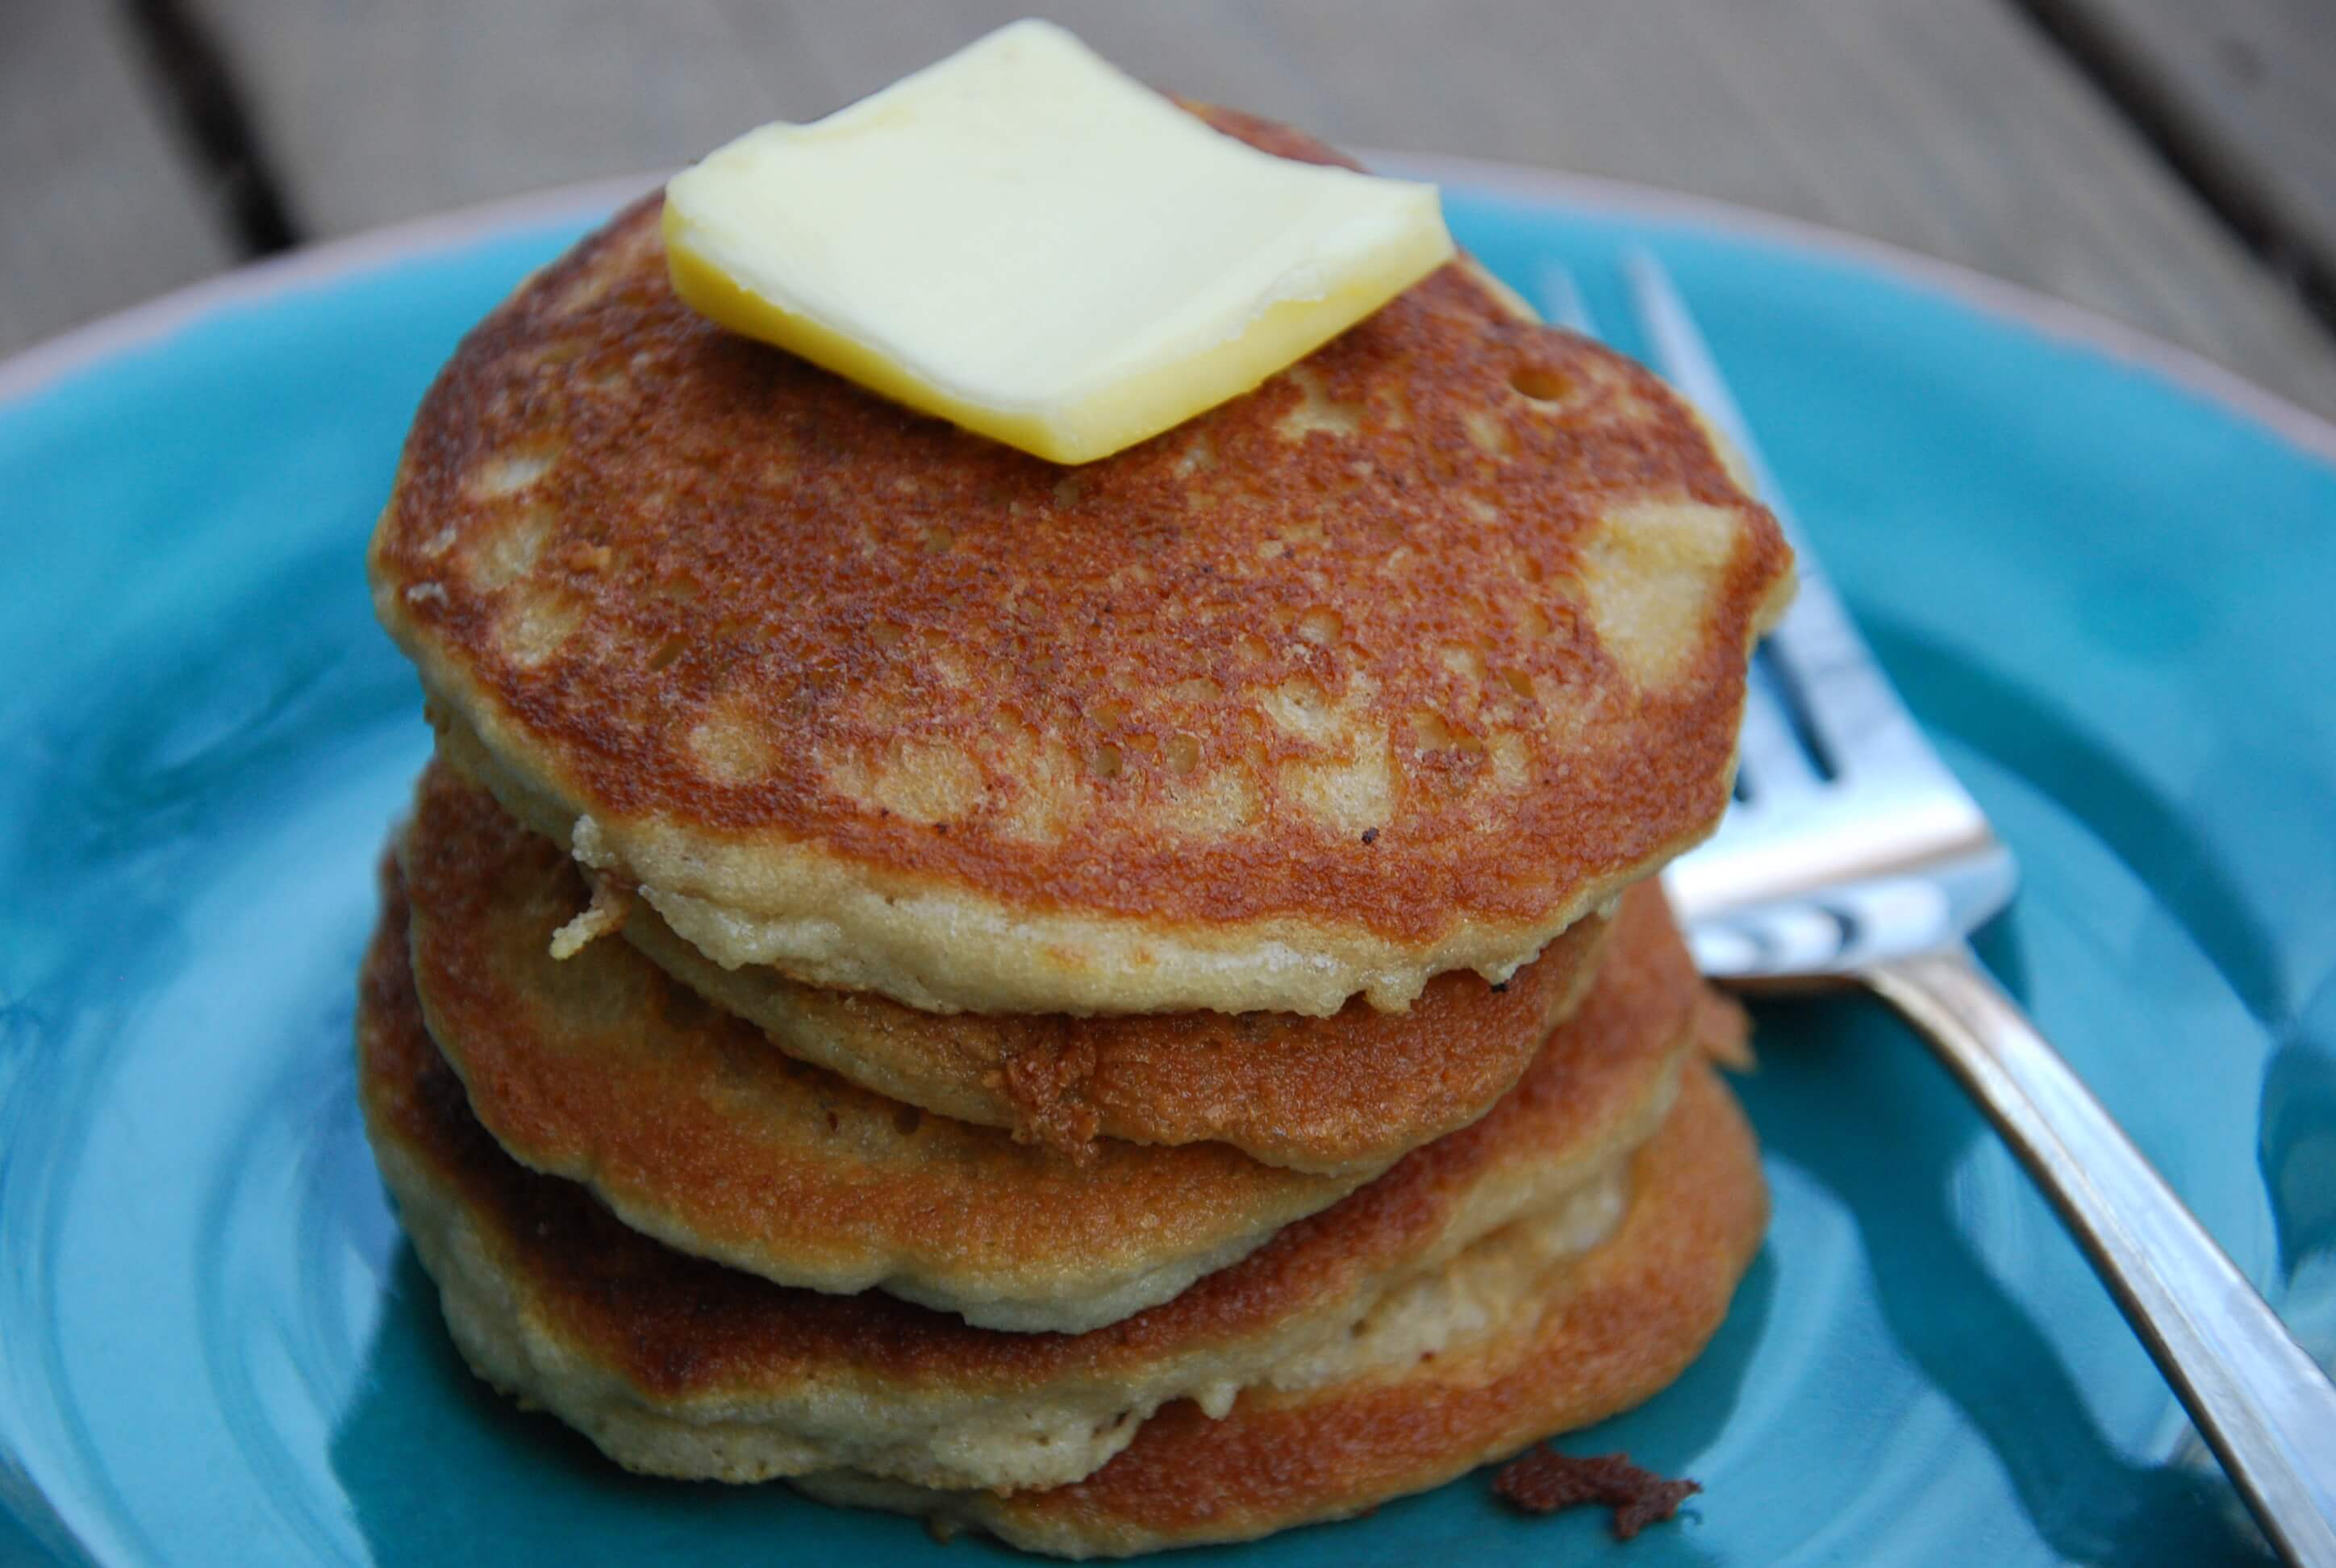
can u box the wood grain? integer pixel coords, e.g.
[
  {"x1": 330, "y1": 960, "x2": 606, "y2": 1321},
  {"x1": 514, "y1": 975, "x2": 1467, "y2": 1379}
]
[
  {"x1": 179, "y1": 0, "x2": 831, "y2": 236},
  {"x1": 1220, "y1": 0, "x2": 2336, "y2": 419},
  {"x1": 0, "y1": 2, "x2": 232, "y2": 355},
  {"x1": 2027, "y1": 0, "x2": 2336, "y2": 286},
  {"x1": 129, "y1": 1, "x2": 2336, "y2": 416}
]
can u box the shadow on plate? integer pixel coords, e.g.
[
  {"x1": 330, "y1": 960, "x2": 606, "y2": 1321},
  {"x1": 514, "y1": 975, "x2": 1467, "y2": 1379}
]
[
  {"x1": 1740, "y1": 911, "x2": 2270, "y2": 1564},
  {"x1": 329, "y1": 1249, "x2": 931, "y2": 1563}
]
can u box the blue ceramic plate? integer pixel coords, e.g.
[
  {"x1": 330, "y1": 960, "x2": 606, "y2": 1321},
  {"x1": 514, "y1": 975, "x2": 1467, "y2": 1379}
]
[{"x1": 3, "y1": 161, "x2": 2333, "y2": 1566}]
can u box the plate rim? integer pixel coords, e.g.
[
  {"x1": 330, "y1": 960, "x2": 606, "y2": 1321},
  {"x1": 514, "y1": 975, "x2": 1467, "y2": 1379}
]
[{"x1": 2, "y1": 154, "x2": 2332, "y2": 469}]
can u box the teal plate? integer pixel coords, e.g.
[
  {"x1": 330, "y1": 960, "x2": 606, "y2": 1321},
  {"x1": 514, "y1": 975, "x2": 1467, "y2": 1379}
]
[{"x1": 3, "y1": 161, "x2": 2334, "y2": 1566}]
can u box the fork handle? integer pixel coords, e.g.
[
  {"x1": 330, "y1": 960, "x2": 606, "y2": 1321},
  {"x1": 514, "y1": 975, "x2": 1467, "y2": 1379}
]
[{"x1": 1865, "y1": 946, "x2": 2336, "y2": 1568}]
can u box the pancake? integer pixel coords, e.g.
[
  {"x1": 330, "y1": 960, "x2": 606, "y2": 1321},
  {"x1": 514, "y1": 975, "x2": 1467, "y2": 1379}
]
[
  {"x1": 792, "y1": 1063, "x2": 1765, "y2": 1557},
  {"x1": 397, "y1": 764, "x2": 1370, "y2": 1332},
  {"x1": 615, "y1": 844, "x2": 1610, "y2": 1175},
  {"x1": 356, "y1": 861, "x2": 1725, "y2": 1494},
  {"x1": 370, "y1": 105, "x2": 1794, "y2": 1020}
]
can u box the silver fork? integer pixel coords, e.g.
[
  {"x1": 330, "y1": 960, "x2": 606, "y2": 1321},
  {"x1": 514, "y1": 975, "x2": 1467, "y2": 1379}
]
[{"x1": 1540, "y1": 253, "x2": 2336, "y2": 1567}]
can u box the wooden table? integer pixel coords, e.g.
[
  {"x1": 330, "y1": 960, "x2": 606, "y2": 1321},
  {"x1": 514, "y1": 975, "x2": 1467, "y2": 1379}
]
[{"x1": 8, "y1": 0, "x2": 2336, "y2": 421}]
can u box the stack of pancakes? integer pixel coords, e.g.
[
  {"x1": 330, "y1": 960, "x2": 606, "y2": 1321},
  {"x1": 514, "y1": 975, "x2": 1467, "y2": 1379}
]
[{"x1": 359, "y1": 110, "x2": 1794, "y2": 1557}]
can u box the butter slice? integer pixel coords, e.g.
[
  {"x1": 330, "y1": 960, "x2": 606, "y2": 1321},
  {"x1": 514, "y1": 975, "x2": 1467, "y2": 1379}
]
[{"x1": 661, "y1": 19, "x2": 1454, "y2": 464}]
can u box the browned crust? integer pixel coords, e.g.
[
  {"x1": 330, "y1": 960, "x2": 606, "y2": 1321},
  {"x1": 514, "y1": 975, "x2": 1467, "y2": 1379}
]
[
  {"x1": 978, "y1": 899, "x2": 1605, "y2": 1164},
  {"x1": 368, "y1": 106, "x2": 1790, "y2": 957},
  {"x1": 357, "y1": 860, "x2": 1712, "y2": 1398},
  {"x1": 397, "y1": 762, "x2": 1354, "y2": 1325},
  {"x1": 962, "y1": 1061, "x2": 1763, "y2": 1553},
  {"x1": 1491, "y1": 1447, "x2": 1700, "y2": 1537},
  {"x1": 587, "y1": 793, "x2": 1611, "y2": 1168},
  {"x1": 785, "y1": 906, "x2": 1604, "y2": 1168},
  {"x1": 621, "y1": 883, "x2": 1608, "y2": 1169}
]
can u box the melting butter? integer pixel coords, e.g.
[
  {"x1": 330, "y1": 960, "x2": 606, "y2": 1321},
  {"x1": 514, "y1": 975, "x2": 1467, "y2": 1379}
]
[{"x1": 662, "y1": 19, "x2": 1454, "y2": 464}]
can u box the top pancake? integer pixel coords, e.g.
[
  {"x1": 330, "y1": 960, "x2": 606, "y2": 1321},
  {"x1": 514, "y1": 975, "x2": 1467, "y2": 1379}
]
[{"x1": 371, "y1": 106, "x2": 1792, "y2": 1017}]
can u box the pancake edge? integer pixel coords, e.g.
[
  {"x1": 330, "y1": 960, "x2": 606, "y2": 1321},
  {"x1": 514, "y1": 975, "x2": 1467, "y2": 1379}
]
[
  {"x1": 429, "y1": 702, "x2": 1739, "y2": 1019},
  {"x1": 615, "y1": 865, "x2": 1619, "y2": 1176},
  {"x1": 356, "y1": 924, "x2": 1710, "y2": 1493},
  {"x1": 793, "y1": 1061, "x2": 1764, "y2": 1557}
]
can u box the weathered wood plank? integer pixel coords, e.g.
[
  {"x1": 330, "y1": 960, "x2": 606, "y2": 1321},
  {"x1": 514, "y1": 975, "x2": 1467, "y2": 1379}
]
[
  {"x1": 1233, "y1": 0, "x2": 2336, "y2": 419},
  {"x1": 188, "y1": 0, "x2": 2336, "y2": 418},
  {"x1": 2026, "y1": 0, "x2": 2336, "y2": 287},
  {"x1": 181, "y1": 0, "x2": 834, "y2": 235},
  {"x1": 0, "y1": 3, "x2": 235, "y2": 356},
  {"x1": 768, "y1": 0, "x2": 1333, "y2": 134}
]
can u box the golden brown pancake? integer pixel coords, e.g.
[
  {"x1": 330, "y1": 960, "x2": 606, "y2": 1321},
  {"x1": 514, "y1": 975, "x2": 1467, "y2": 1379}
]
[
  {"x1": 357, "y1": 861, "x2": 1722, "y2": 1493},
  {"x1": 398, "y1": 763, "x2": 1374, "y2": 1332},
  {"x1": 794, "y1": 1064, "x2": 1764, "y2": 1557},
  {"x1": 615, "y1": 843, "x2": 1610, "y2": 1175},
  {"x1": 370, "y1": 106, "x2": 1793, "y2": 1020}
]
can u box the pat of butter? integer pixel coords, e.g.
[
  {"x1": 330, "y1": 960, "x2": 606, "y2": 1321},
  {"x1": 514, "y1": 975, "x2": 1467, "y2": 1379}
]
[{"x1": 661, "y1": 19, "x2": 1454, "y2": 464}]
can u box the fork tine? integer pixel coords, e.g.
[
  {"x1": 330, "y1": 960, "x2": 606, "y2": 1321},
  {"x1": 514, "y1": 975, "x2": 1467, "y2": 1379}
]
[
  {"x1": 1737, "y1": 651, "x2": 1824, "y2": 803},
  {"x1": 1533, "y1": 261, "x2": 1598, "y2": 338},
  {"x1": 1621, "y1": 248, "x2": 1938, "y2": 780},
  {"x1": 1541, "y1": 257, "x2": 1822, "y2": 805},
  {"x1": 1621, "y1": 250, "x2": 1801, "y2": 544}
]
